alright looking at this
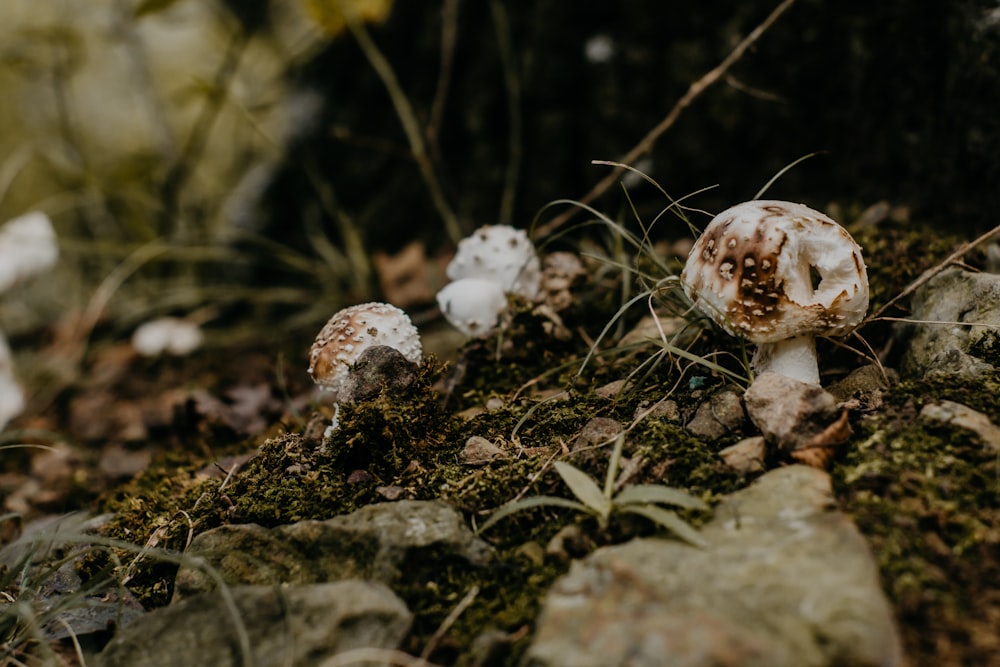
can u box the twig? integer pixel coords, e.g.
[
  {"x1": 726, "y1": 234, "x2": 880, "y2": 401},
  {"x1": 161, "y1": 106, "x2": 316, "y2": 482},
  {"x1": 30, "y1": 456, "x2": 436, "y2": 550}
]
[
  {"x1": 490, "y1": 0, "x2": 522, "y2": 227},
  {"x1": 339, "y1": 0, "x2": 463, "y2": 243},
  {"x1": 535, "y1": 0, "x2": 800, "y2": 238},
  {"x1": 427, "y1": 0, "x2": 460, "y2": 164},
  {"x1": 420, "y1": 585, "x2": 480, "y2": 661},
  {"x1": 867, "y1": 221, "x2": 1000, "y2": 321}
]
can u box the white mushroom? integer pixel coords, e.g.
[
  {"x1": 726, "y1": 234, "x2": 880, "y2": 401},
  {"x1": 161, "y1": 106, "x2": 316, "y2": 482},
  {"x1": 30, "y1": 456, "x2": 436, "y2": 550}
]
[
  {"x1": 132, "y1": 317, "x2": 204, "y2": 357},
  {"x1": 436, "y1": 224, "x2": 542, "y2": 337},
  {"x1": 308, "y1": 302, "x2": 422, "y2": 435},
  {"x1": 0, "y1": 211, "x2": 58, "y2": 292},
  {"x1": 680, "y1": 200, "x2": 869, "y2": 385},
  {"x1": 0, "y1": 211, "x2": 58, "y2": 431},
  {"x1": 0, "y1": 333, "x2": 25, "y2": 431},
  {"x1": 445, "y1": 224, "x2": 541, "y2": 301},
  {"x1": 436, "y1": 278, "x2": 508, "y2": 337}
]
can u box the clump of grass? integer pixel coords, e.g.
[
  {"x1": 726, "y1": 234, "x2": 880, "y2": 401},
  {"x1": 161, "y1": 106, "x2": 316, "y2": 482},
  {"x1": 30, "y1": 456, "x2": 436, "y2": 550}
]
[
  {"x1": 1, "y1": 513, "x2": 251, "y2": 666},
  {"x1": 477, "y1": 432, "x2": 709, "y2": 547}
]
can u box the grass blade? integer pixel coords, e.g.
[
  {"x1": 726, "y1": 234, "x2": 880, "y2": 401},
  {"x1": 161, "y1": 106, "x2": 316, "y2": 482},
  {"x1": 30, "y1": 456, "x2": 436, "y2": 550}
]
[
  {"x1": 614, "y1": 485, "x2": 709, "y2": 511},
  {"x1": 620, "y1": 504, "x2": 708, "y2": 548},
  {"x1": 476, "y1": 495, "x2": 591, "y2": 534},
  {"x1": 553, "y1": 462, "x2": 611, "y2": 517}
]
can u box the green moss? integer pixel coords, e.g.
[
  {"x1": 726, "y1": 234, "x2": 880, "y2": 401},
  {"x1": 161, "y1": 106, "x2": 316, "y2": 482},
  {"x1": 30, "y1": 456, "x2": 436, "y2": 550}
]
[
  {"x1": 85, "y1": 452, "x2": 229, "y2": 606},
  {"x1": 393, "y1": 544, "x2": 564, "y2": 666},
  {"x1": 832, "y1": 374, "x2": 1000, "y2": 664}
]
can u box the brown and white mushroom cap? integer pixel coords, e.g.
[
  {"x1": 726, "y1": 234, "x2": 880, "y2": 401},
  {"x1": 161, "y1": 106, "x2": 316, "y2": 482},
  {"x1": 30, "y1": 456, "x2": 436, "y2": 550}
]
[
  {"x1": 681, "y1": 200, "x2": 868, "y2": 343},
  {"x1": 308, "y1": 302, "x2": 422, "y2": 398}
]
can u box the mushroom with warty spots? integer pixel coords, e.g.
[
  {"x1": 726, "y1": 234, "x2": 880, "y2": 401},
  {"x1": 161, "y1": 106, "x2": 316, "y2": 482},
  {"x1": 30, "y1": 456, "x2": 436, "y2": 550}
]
[
  {"x1": 680, "y1": 200, "x2": 869, "y2": 385},
  {"x1": 308, "y1": 302, "x2": 422, "y2": 435}
]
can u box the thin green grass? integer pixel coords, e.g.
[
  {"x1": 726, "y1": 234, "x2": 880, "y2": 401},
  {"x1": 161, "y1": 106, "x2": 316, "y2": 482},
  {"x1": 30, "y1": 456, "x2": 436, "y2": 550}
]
[{"x1": 1, "y1": 519, "x2": 251, "y2": 667}]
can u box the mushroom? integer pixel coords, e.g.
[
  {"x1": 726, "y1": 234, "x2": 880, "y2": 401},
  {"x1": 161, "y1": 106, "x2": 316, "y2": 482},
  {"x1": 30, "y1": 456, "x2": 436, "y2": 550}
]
[
  {"x1": 435, "y1": 224, "x2": 543, "y2": 337},
  {"x1": 132, "y1": 317, "x2": 204, "y2": 357},
  {"x1": 0, "y1": 211, "x2": 59, "y2": 292},
  {"x1": 0, "y1": 211, "x2": 58, "y2": 431},
  {"x1": 436, "y1": 277, "x2": 508, "y2": 337},
  {"x1": 445, "y1": 224, "x2": 541, "y2": 300},
  {"x1": 308, "y1": 302, "x2": 422, "y2": 434},
  {"x1": 680, "y1": 200, "x2": 868, "y2": 385}
]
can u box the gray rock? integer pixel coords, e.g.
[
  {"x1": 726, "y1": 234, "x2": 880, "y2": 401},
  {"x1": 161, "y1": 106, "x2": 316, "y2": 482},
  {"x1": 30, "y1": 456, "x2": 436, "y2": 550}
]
[
  {"x1": 461, "y1": 435, "x2": 508, "y2": 465},
  {"x1": 634, "y1": 397, "x2": 680, "y2": 422},
  {"x1": 743, "y1": 373, "x2": 840, "y2": 452},
  {"x1": 920, "y1": 399, "x2": 1000, "y2": 450},
  {"x1": 898, "y1": 268, "x2": 1000, "y2": 379},
  {"x1": 718, "y1": 436, "x2": 767, "y2": 474},
  {"x1": 523, "y1": 466, "x2": 902, "y2": 667},
  {"x1": 174, "y1": 500, "x2": 492, "y2": 600},
  {"x1": 571, "y1": 417, "x2": 623, "y2": 451},
  {"x1": 685, "y1": 389, "x2": 745, "y2": 440},
  {"x1": 95, "y1": 581, "x2": 410, "y2": 667}
]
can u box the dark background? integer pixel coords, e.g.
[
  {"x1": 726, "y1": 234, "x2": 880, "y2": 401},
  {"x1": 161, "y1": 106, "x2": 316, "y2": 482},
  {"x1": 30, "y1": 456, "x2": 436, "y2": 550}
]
[{"x1": 262, "y1": 0, "x2": 1000, "y2": 255}]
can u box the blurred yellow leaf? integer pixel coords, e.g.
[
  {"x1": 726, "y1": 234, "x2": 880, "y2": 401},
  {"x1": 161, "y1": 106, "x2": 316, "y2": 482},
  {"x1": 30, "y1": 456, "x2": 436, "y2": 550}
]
[{"x1": 303, "y1": 0, "x2": 394, "y2": 37}]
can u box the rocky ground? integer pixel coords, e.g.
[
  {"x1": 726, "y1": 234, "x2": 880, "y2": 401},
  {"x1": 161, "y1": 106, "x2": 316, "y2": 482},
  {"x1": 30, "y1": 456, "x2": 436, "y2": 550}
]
[{"x1": 2, "y1": 215, "x2": 999, "y2": 667}]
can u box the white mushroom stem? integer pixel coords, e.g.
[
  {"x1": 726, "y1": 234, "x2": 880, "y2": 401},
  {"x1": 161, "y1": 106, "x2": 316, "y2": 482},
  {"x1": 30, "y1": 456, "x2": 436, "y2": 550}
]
[{"x1": 751, "y1": 335, "x2": 820, "y2": 385}]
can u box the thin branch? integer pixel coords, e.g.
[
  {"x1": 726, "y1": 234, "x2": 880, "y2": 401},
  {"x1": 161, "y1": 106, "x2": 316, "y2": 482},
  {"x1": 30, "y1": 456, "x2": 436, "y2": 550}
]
[
  {"x1": 420, "y1": 585, "x2": 480, "y2": 661},
  {"x1": 339, "y1": 0, "x2": 463, "y2": 243},
  {"x1": 490, "y1": 0, "x2": 522, "y2": 227},
  {"x1": 535, "y1": 0, "x2": 800, "y2": 238},
  {"x1": 427, "y1": 0, "x2": 460, "y2": 164}
]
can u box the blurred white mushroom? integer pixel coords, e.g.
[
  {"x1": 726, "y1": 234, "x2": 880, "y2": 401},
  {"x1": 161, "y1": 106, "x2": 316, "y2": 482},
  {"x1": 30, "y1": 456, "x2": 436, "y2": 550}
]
[
  {"x1": 0, "y1": 333, "x2": 26, "y2": 431},
  {"x1": 681, "y1": 200, "x2": 869, "y2": 385},
  {"x1": 132, "y1": 317, "x2": 204, "y2": 357},
  {"x1": 0, "y1": 211, "x2": 59, "y2": 430},
  {"x1": 0, "y1": 211, "x2": 59, "y2": 292},
  {"x1": 308, "y1": 302, "x2": 422, "y2": 436}
]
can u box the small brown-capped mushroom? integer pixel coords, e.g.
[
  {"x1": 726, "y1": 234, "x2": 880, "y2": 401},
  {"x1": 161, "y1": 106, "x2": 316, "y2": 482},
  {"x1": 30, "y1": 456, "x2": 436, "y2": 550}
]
[
  {"x1": 681, "y1": 200, "x2": 869, "y2": 385},
  {"x1": 308, "y1": 302, "x2": 422, "y2": 402}
]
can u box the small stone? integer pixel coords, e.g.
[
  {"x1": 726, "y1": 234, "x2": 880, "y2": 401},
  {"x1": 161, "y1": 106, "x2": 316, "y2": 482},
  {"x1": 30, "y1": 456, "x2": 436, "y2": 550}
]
[
  {"x1": 685, "y1": 389, "x2": 745, "y2": 440},
  {"x1": 718, "y1": 436, "x2": 767, "y2": 474},
  {"x1": 595, "y1": 379, "x2": 628, "y2": 399},
  {"x1": 376, "y1": 485, "x2": 407, "y2": 500},
  {"x1": 461, "y1": 436, "x2": 507, "y2": 465},
  {"x1": 635, "y1": 398, "x2": 680, "y2": 422},
  {"x1": 346, "y1": 469, "x2": 373, "y2": 484},
  {"x1": 920, "y1": 400, "x2": 1000, "y2": 451},
  {"x1": 744, "y1": 373, "x2": 840, "y2": 452},
  {"x1": 572, "y1": 417, "x2": 623, "y2": 452},
  {"x1": 485, "y1": 396, "x2": 506, "y2": 411}
]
